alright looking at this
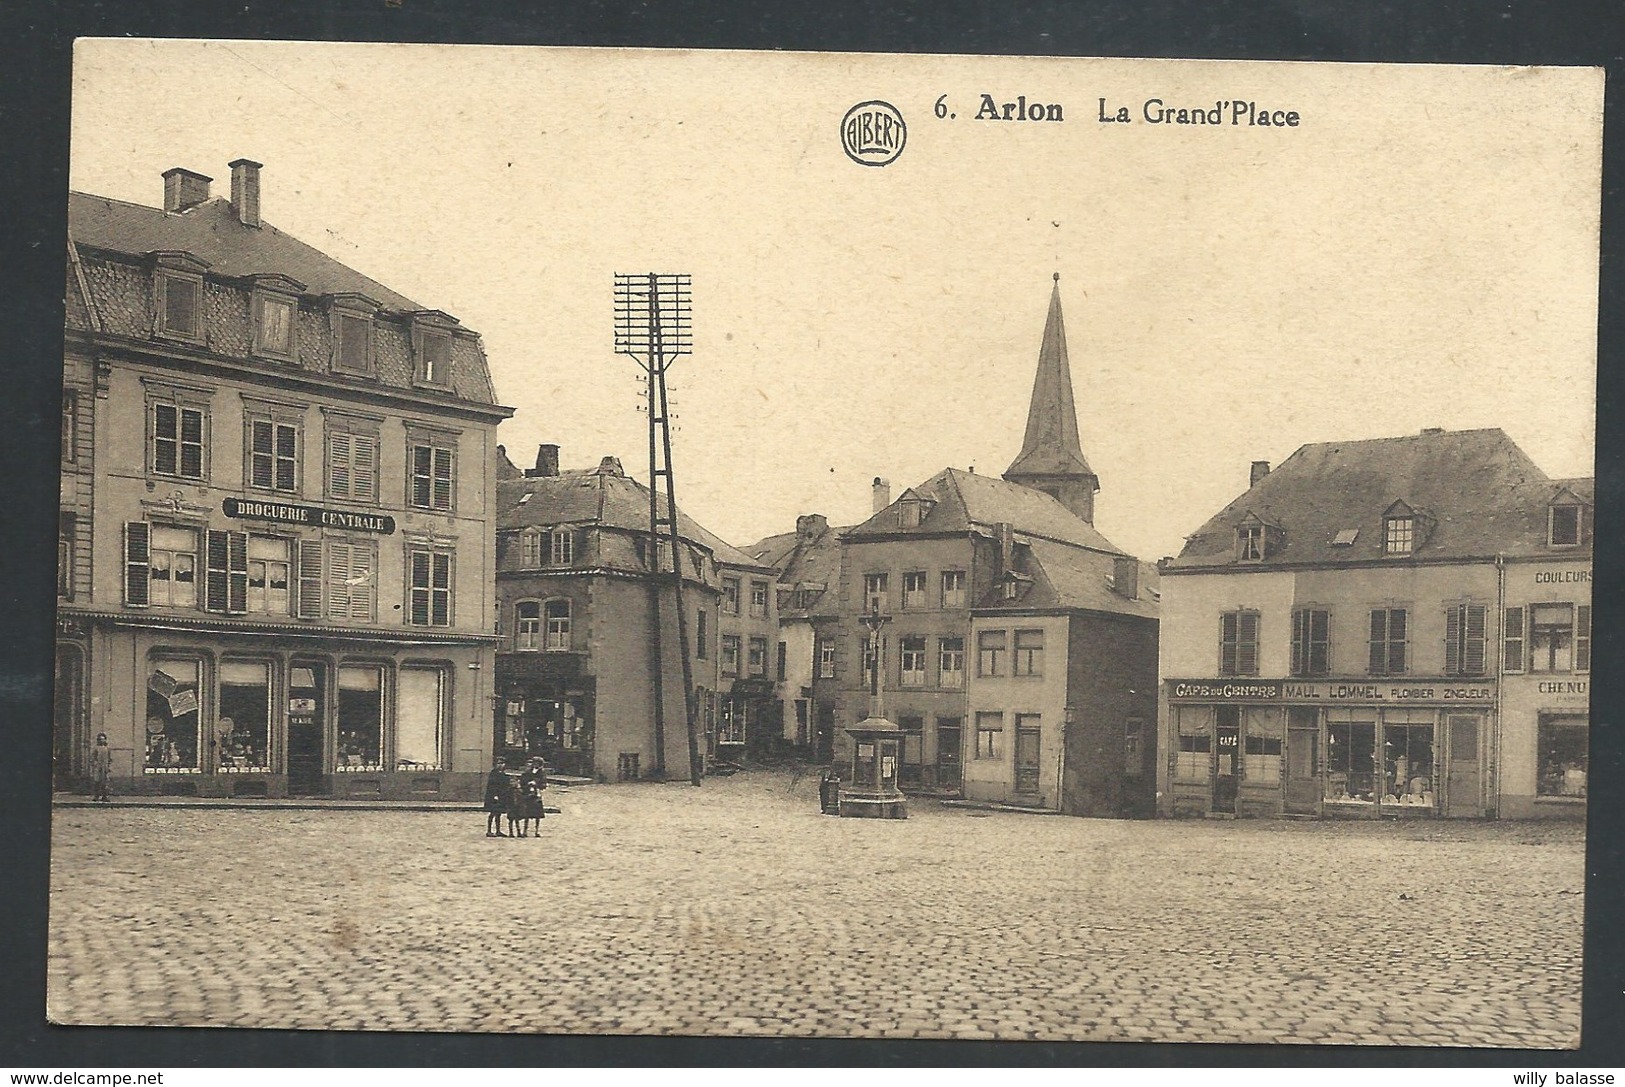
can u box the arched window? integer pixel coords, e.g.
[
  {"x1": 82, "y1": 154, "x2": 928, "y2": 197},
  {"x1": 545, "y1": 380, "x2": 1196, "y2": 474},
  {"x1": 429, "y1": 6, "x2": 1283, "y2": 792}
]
[
  {"x1": 545, "y1": 599, "x2": 572, "y2": 652},
  {"x1": 515, "y1": 601, "x2": 541, "y2": 651}
]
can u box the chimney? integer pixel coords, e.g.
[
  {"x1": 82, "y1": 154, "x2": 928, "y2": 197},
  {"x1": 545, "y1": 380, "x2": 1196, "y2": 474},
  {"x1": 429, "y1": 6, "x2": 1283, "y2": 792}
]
[
  {"x1": 1113, "y1": 555, "x2": 1140, "y2": 600},
  {"x1": 596, "y1": 455, "x2": 624, "y2": 477},
  {"x1": 495, "y1": 444, "x2": 521, "y2": 481},
  {"x1": 535, "y1": 443, "x2": 560, "y2": 478},
  {"x1": 1250, "y1": 460, "x2": 1271, "y2": 488},
  {"x1": 229, "y1": 158, "x2": 263, "y2": 228},
  {"x1": 162, "y1": 168, "x2": 212, "y2": 213},
  {"x1": 795, "y1": 513, "x2": 828, "y2": 542},
  {"x1": 996, "y1": 522, "x2": 1015, "y2": 576},
  {"x1": 871, "y1": 477, "x2": 891, "y2": 514}
]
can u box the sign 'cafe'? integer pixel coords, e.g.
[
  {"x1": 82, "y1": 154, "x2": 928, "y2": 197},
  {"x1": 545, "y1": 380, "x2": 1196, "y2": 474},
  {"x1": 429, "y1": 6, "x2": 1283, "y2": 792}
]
[{"x1": 1166, "y1": 677, "x2": 1496, "y2": 820}]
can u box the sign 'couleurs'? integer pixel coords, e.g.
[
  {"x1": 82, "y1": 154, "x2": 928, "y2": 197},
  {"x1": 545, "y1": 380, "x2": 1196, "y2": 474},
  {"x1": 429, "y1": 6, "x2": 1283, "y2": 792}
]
[{"x1": 223, "y1": 498, "x2": 396, "y2": 534}]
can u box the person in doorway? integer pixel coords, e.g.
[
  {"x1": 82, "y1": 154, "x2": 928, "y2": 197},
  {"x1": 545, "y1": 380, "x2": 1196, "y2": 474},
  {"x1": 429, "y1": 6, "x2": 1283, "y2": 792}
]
[
  {"x1": 89, "y1": 733, "x2": 111, "y2": 802},
  {"x1": 484, "y1": 761, "x2": 510, "y2": 837}
]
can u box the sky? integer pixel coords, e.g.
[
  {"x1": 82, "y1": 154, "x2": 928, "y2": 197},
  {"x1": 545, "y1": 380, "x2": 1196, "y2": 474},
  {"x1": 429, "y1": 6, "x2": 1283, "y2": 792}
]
[{"x1": 70, "y1": 43, "x2": 1603, "y2": 560}]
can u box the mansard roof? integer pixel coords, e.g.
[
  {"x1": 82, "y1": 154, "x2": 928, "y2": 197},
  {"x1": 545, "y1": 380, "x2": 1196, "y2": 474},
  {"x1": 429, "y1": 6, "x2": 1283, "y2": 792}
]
[{"x1": 1169, "y1": 428, "x2": 1591, "y2": 570}]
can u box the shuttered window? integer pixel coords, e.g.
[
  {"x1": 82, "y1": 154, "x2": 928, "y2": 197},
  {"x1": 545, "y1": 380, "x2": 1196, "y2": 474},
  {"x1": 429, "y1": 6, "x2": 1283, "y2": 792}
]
[
  {"x1": 324, "y1": 540, "x2": 376, "y2": 622},
  {"x1": 410, "y1": 442, "x2": 455, "y2": 511},
  {"x1": 124, "y1": 521, "x2": 151, "y2": 605},
  {"x1": 408, "y1": 547, "x2": 453, "y2": 627},
  {"x1": 1220, "y1": 611, "x2": 1260, "y2": 676},
  {"x1": 153, "y1": 402, "x2": 206, "y2": 480},
  {"x1": 204, "y1": 530, "x2": 249, "y2": 614},
  {"x1": 296, "y1": 540, "x2": 323, "y2": 619},
  {"x1": 327, "y1": 429, "x2": 379, "y2": 503},
  {"x1": 1502, "y1": 607, "x2": 1525, "y2": 673},
  {"x1": 1368, "y1": 608, "x2": 1408, "y2": 676},
  {"x1": 249, "y1": 420, "x2": 298, "y2": 492},
  {"x1": 1444, "y1": 604, "x2": 1488, "y2": 677}
]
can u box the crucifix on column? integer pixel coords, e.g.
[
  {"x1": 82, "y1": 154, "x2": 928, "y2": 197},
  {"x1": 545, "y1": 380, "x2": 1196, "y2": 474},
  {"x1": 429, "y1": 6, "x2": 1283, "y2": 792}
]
[{"x1": 859, "y1": 601, "x2": 891, "y2": 722}]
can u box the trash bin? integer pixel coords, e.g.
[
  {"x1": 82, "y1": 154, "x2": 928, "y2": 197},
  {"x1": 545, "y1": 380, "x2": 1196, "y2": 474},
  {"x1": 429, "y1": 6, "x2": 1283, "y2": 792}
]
[{"x1": 819, "y1": 770, "x2": 841, "y2": 815}]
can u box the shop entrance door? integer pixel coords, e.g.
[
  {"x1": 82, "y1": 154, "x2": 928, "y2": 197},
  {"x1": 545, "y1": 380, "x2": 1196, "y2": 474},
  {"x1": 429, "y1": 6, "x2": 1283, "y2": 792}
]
[
  {"x1": 1444, "y1": 714, "x2": 1484, "y2": 818},
  {"x1": 287, "y1": 661, "x2": 326, "y2": 796},
  {"x1": 1014, "y1": 724, "x2": 1042, "y2": 795},
  {"x1": 936, "y1": 720, "x2": 962, "y2": 793},
  {"x1": 1213, "y1": 709, "x2": 1240, "y2": 814},
  {"x1": 1285, "y1": 709, "x2": 1320, "y2": 814}
]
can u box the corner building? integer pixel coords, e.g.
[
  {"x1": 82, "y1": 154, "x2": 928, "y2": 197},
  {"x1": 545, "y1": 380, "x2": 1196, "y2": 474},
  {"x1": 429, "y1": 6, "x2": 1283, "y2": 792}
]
[
  {"x1": 1158, "y1": 429, "x2": 1591, "y2": 819},
  {"x1": 57, "y1": 162, "x2": 512, "y2": 800}
]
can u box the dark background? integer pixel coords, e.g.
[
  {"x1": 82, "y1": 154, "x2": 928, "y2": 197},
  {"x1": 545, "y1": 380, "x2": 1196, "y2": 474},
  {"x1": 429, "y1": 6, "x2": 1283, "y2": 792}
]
[{"x1": 3, "y1": 0, "x2": 1622, "y2": 1069}]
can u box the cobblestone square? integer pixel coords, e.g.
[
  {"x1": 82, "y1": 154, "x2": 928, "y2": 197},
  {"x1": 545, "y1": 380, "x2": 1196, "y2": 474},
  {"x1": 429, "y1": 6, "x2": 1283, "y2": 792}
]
[{"x1": 48, "y1": 772, "x2": 1584, "y2": 1047}]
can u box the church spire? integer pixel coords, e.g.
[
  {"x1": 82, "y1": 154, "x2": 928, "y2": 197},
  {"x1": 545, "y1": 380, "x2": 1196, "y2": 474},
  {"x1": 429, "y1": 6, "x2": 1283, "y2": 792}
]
[{"x1": 1003, "y1": 274, "x2": 1101, "y2": 523}]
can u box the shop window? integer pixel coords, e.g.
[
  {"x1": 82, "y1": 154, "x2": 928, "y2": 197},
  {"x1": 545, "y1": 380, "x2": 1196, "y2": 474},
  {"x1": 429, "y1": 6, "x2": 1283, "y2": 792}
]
[
  {"x1": 1290, "y1": 608, "x2": 1330, "y2": 677},
  {"x1": 902, "y1": 571, "x2": 927, "y2": 609},
  {"x1": 1529, "y1": 603, "x2": 1575, "y2": 673},
  {"x1": 145, "y1": 658, "x2": 202, "y2": 773},
  {"x1": 252, "y1": 292, "x2": 297, "y2": 361},
  {"x1": 898, "y1": 636, "x2": 927, "y2": 687},
  {"x1": 977, "y1": 630, "x2": 1007, "y2": 677},
  {"x1": 750, "y1": 580, "x2": 769, "y2": 617},
  {"x1": 864, "y1": 573, "x2": 889, "y2": 613},
  {"x1": 1174, "y1": 707, "x2": 1211, "y2": 781},
  {"x1": 817, "y1": 637, "x2": 835, "y2": 679},
  {"x1": 1368, "y1": 608, "x2": 1408, "y2": 675},
  {"x1": 1219, "y1": 610, "x2": 1260, "y2": 676},
  {"x1": 545, "y1": 600, "x2": 571, "y2": 651},
  {"x1": 1443, "y1": 603, "x2": 1487, "y2": 677},
  {"x1": 248, "y1": 419, "x2": 299, "y2": 493},
  {"x1": 1013, "y1": 629, "x2": 1044, "y2": 677},
  {"x1": 941, "y1": 570, "x2": 966, "y2": 608},
  {"x1": 515, "y1": 601, "x2": 541, "y2": 651},
  {"x1": 143, "y1": 524, "x2": 200, "y2": 609},
  {"x1": 721, "y1": 635, "x2": 740, "y2": 676},
  {"x1": 718, "y1": 700, "x2": 744, "y2": 745},
  {"x1": 974, "y1": 711, "x2": 1004, "y2": 759},
  {"x1": 722, "y1": 577, "x2": 740, "y2": 615},
  {"x1": 1325, "y1": 714, "x2": 1377, "y2": 804},
  {"x1": 409, "y1": 438, "x2": 456, "y2": 512},
  {"x1": 216, "y1": 660, "x2": 272, "y2": 773},
  {"x1": 335, "y1": 665, "x2": 383, "y2": 772},
  {"x1": 407, "y1": 547, "x2": 453, "y2": 627},
  {"x1": 696, "y1": 609, "x2": 708, "y2": 658},
  {"x1": 151, "y1": 400, "x2": 207, "y2": 480},
  {"x1": 938, "y1": 637, "x2": 964, "y2": 688},
  {"x1": 1242, "y1": 707, "x2": 1283, "y2": 782},
  {"x1": 396, "y1": 667, "x2": 445, "y2": 770},
  {"x1": 1382, "y1": 712, "x2": 1435, "y2": 807},
  {"x1": 325, "y1": 425, "x2": 378, "y2": 504},
  {"x1": 1537, "y1": 715, "x2": 1588, "y2": 798},
  {"x1": 1124, "y1": 718, "x2": 1144, "y2": 775},
  {"x1": 245, "y1": 536, "x2": 291, "y2": 615},
  {"x1": 748, "y1": 636, "x2": 768, "y2": 676}
]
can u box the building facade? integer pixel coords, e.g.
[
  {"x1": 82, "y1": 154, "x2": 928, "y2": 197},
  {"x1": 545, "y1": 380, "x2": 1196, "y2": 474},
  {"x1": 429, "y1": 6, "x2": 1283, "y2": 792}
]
[
  {"x1": 58, "y1": 162, "x2": 511, "y2": 801},
  {"x1": 1158, "y1": 429, "x2": 1591, "y2": 820},
  {"x1": 713, "y1": 550, "x2": 781, "y2": 763},
  {"x1": 494, "y1": 444, "x2": 771, "y2": 781}
]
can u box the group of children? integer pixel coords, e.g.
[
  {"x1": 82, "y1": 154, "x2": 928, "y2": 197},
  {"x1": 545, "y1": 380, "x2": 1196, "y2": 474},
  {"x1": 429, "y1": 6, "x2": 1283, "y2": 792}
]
[{"x1": 484, "y1": 758, "x2": 549, "y2": 837}]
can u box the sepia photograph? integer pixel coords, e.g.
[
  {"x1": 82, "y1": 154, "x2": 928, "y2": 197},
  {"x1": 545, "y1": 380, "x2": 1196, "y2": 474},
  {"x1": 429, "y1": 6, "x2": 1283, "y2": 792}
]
[{"x1": 49, "y1": 41, "x2": 1600, "y2": 1048}]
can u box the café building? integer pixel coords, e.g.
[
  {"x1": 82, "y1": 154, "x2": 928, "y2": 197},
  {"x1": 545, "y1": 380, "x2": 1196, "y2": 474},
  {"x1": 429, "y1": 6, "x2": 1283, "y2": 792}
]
[
  {"x1": 1158, "y1": 428, "x2": 1590, "y2": 820},
  {"x1": 57, "y1": 162, "x2": 512, "y2": 800}
]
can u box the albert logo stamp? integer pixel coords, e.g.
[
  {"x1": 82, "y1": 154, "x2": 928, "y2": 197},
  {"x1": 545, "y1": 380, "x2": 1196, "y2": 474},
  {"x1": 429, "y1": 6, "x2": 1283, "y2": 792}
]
[{"x1": 840, "y1": 100, "x2": 907, "y2": 166}]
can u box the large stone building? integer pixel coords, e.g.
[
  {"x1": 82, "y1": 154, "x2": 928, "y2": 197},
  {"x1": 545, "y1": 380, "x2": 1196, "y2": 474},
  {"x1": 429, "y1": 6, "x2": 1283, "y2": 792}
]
[
  {"x1": 57, "y1": 161, "x2": 512, "y2": 800},
  {"x1": 493, "y1": 444, "x2": 771, "y2": 781},
  {"x1": 1158, "y1": 428, "x2": 1591, "y2": 820},
  {"x1": 775, "y1": 278, "x2": 1161, "y2": 816}
]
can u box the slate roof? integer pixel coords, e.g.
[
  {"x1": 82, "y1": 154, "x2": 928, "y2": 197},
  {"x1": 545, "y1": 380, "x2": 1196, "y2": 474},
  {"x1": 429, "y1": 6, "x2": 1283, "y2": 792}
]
[
  {"x1": 973, "y1": 539, "x2": 1158, "y2": 619},
  {"x1": 69, "y1": 193, "x2": 425, "y2": 310},
  {"x1": 847, "y1": 467, "x2": 1127, "y2": 556},
  {"x1": 1168, "y1": 428, "x2": 1592, "y2": 570},
  {"x1": 746, "y1": 519, "x2": 850, "y2": 619},
  {"x1": 1005, "y1": 278, "x2": 1095, "y2": 480},
  {"x1": 498, "y1": 464, "x2": 764, "y2": 570}
]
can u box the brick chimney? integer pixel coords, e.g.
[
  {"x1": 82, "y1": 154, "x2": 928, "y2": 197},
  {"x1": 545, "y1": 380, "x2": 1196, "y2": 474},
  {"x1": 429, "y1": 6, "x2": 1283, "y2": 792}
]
[
  {"x1": 1113, "y1": 555, "x2": 1140, "y2": 600},
  {"x1": 229, "y1": 158, "x2": 263, "y2": 228},
  {"x1": 795, "y1": 513, "x2": 828, "y2": 542},
  {"x1": 1250, "y1": 460, "x2": 1271, "y2": 488},
  {"x1": 596, "y1": 456, "x2": 624, "y2": 477},
  {"x1": 995, "y1": 522, "x2": 1015, "y2": 577},
  {"x1": 536, "y1": 443, "x2": 560, "y2": 478},
  {"x1": 162, "y1": 168, "x2": 212, "y2": 213},
  {"x1": 871, "y1": 477, "x2": 891, "y2": 514}
]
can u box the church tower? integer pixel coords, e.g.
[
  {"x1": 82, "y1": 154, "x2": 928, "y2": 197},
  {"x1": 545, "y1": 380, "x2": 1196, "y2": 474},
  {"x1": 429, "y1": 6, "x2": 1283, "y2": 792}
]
[{"x1": 1002, "y1": 274, "x2": 1100, "y2": 524}]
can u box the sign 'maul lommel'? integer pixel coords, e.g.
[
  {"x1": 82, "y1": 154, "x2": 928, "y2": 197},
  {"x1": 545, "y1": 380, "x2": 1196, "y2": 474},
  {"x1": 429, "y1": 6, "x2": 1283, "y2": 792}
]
[{"x1": 223, "y1": 498, "x2": 396, "y2": 534}]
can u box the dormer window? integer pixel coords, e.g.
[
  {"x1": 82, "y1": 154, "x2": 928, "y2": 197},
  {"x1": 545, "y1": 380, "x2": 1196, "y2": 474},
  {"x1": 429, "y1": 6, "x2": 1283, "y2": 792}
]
[
  {"x1": 328, "y1": 294, "x2": 381, "y2": 376},
  {"x1": 151, "y1": 252, "x2": 209, "y2": 343},
  {"x1": 254, "y1": 294, "x2": 295, "y2": 358},
  {"x1": 896, "y1": 491, "x2": 935, "y2": 528},
  {"x1": 411, "y1": 314, "x2": 457, "y2": 388},
  {"x1": 1549, "y1": 502, "x2": 1585, "y2": 548},
  {"x1": 1384, "y1": 516, "x2": 1414, "y2": 555},
  {"x1": 1238, "y1": 525, "x2": 1264, "y2": 562}
]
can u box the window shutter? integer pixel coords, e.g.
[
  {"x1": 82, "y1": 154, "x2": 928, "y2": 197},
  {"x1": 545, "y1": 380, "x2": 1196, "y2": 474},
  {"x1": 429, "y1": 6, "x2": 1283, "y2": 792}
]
[
  {"x1": 1310, "y1": 610, "x2": 1330, "y2": 674},
  {"x1": 1444, "y1": 605, "x2": 1461, "y2": 675},
  {"x1": 433, "y1": 447, "x2": 453, "y2": 510},
  {"x1": 124, "y1": 521, "x2": 151, "y2": 605},
  {"x1": 1577, "y1": 605, "x2": 1591, "y2": 672},
  {"x1": 250, "y1": 421, "x2": 273, "y2": 489},
  {"x1": 353, "y1": 434, "x2": 377, "y2": 503},
  {"x1": 1291, "y1": 609, "x2": 1305, "y2": 675},
  {"x1": 350, "y1": 545, "x2": 374, "y2": 621},
  {"x1": 409, "y1": 550, "x2": 430, "y2": 625},
  {"x1": 1464, "y1": 605, "x2": 1487, "y2": 676},
  {"x1": 433, "y1": 552, "x2": 451, "y2": 626},
  {"x1": 1237, "y1": 612, "x2": 1259, "y2": 675},
  {"x1": 1503, "y1": 607, "x2": 1525, "y2": 673},
  {"x1": 1389, "y1": 609, "x2": 1407, "y2": 674},
  {"x1": 205, "y1": 530, "x2": 230, "y2": 613},
  {"x1": 296, "y1": 540, "x2": 323, "y2": 619},
  {"x1": 228, "y1": 531, "x2": 248, "y2": 613},
  {"x1": 275, "y1": 424, "x2": 297, "y2": 491},
  {"x1": 1368, "y1": 610, "x2": 1387, "y2": 674},
  {"x1": 328, "y1": 431, "x2": 352, "y2": 499},
  {"x1": 1220, "y1": 612, "x2": 1238, "y2": 675}
]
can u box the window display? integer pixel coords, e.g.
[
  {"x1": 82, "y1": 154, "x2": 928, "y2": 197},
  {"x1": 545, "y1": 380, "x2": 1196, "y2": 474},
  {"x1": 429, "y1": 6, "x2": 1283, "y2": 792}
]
[
  {"x1": 1382, "y1": 710, "x2": 1435, "y2": 808},
  {"x1": 1242, "y1": 707, "x2": 1283, "y2": 782},
  {"x1": 335, "y1": 664, "x2": 383, "y2": 771},
  {"x1": 1537, "y1": 714, "x2": 1587, "y2": 798},
  {"x1": 1325, "y1": 712, "x2": 1376, "y2": 804},
  {"x1": 145, "y1": 659, "x2": 201, "y2": 772},
  {"x1": 216, "y1": 660, "x2": 271, "y2": 772},
  {"x1": 1174, "y1": 706, "x2": 1211, "y2": 781},
  {"x1": 396, "y1": 667, "x2": 444, "y2": 770}
]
